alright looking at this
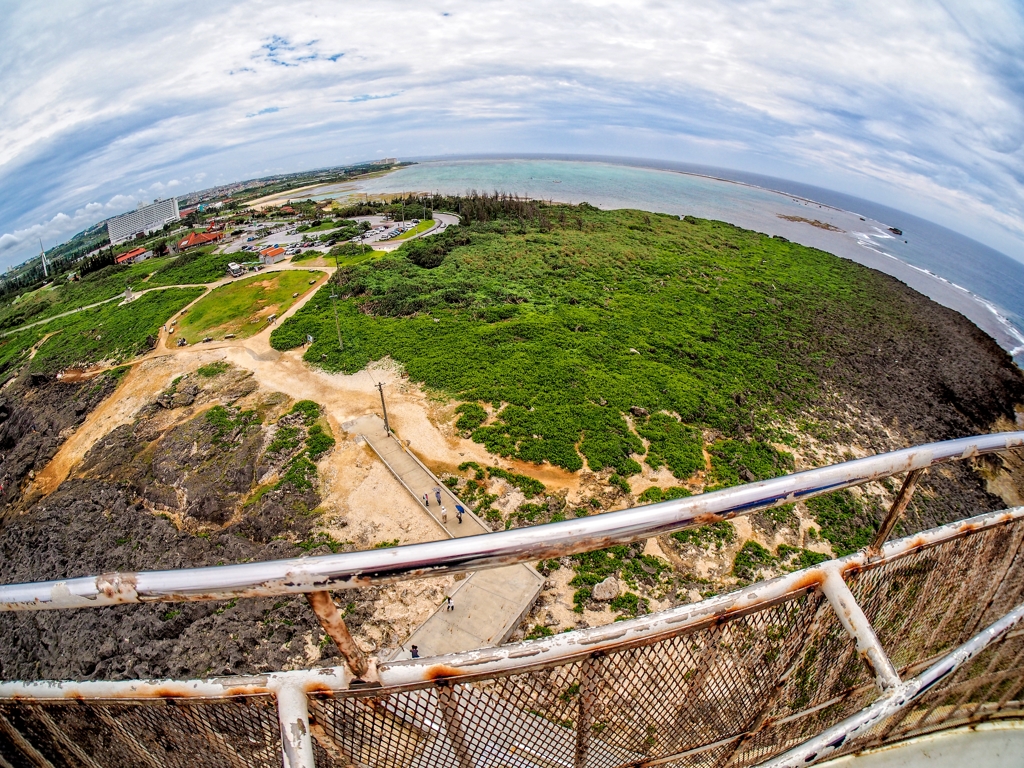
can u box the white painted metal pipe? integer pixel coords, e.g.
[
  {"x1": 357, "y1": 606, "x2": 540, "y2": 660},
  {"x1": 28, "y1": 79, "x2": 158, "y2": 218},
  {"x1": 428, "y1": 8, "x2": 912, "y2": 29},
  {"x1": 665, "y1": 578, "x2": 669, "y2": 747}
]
[
  {"x1": 274, "y1": 683, "x2": 316, "y2": 768},
  {"x1": 820, "y1": 564, "x2": 901, "y2": 691},
  {"x1": 1, "y1": 432, "x2": 1020, "y2": 612}
]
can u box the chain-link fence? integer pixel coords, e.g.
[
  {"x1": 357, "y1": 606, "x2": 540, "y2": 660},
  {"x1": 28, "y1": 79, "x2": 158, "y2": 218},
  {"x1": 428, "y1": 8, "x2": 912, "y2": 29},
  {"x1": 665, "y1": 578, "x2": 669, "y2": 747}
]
[{"x1": 2, "y1": 508, "x2": 1023, "y2": 768}]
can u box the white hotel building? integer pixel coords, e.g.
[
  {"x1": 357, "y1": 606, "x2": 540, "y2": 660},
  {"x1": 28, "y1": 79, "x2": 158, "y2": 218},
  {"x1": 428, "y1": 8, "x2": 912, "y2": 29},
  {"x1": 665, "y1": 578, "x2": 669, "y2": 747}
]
[{"x1": 106, "y1": 198, "x2": 180, "y2": 245}]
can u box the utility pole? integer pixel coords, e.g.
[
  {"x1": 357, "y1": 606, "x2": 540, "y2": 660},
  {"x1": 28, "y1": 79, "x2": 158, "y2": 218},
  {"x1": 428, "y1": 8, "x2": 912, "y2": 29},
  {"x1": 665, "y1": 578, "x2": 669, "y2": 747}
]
[{"x1": 376, "y1": 382, "x2": 390, "y2": 434}]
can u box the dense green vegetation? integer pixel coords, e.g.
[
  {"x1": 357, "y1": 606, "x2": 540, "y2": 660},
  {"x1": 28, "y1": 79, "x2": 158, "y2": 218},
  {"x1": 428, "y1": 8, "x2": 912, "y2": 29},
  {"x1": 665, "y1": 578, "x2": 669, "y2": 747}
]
[
  {"x1": 637, "y1": 486, "x2": 692, "y2": 504},
  {"x1": 671, "y1": 521, "x2": 736, "y2": 549},
  {"x1": 707, "y1": 439, "x2": 795, "y2": 488},
  {"x1": 268, "y1": 202, "x2": 935, "y2": 480},
  {"x1": 568, "y1": 543, "x2": 670, "y2": 613},
  {"x1": 732, "y1": 541, "x2": 776, "y2": 581},
  {"x1": 272, "y1": 400, "x2": 335, "y2": 490},
  {"x1": 776, "y1": 544, "x2": 829, "y2": 569},
  {"x1": 637, "y1": 413, "x2": 704, "y2": 478},
  {"x1": 454, "y1": 403, "x2": 487, "y2": 431},
  {"x1": 145, "y1": 247, "x2": 235, "y2": 286},
  {"x1": 7, "y1": 288, "x2": 203, "y2": 377},
  {"x1": 805, "y1": 490, "x2": 881, "y2": 556}
]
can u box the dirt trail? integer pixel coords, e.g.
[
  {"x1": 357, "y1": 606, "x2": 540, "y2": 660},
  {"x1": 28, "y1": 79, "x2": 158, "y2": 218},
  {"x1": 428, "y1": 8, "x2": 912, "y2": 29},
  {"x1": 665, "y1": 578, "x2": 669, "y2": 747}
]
[{"x1": 29, "y1": 358, "x2": 178, "y2": 497}]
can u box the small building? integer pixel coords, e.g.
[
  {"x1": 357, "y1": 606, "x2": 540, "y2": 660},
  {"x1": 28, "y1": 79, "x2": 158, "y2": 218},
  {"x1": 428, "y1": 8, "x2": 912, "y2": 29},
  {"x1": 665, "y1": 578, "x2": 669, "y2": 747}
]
[
  {"x1": 260, "y1": 247, "x2": 287, "y2": 265},
  {"x1": 280, "y1": 206, "x2": 296, "y2": 215},
  {"x1": 115, "y1": 247, "x2": 151, "y2": 265},
  {"x1": 178, "y1": 231, "x2": 224, "y2": 251}
]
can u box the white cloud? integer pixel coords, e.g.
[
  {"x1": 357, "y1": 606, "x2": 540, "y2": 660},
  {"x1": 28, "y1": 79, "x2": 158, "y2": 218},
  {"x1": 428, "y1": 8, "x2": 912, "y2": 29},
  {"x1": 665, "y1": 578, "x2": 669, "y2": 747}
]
[{"x1": 0, "y1": 0, "x2": 1022, "y2": 265}]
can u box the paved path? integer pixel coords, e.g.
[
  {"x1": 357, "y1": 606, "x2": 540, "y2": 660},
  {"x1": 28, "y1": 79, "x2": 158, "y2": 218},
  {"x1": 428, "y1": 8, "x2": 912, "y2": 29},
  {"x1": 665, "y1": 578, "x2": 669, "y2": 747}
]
[{"x1": 345, "y1": 414, "x2": 545, "y2": 659}]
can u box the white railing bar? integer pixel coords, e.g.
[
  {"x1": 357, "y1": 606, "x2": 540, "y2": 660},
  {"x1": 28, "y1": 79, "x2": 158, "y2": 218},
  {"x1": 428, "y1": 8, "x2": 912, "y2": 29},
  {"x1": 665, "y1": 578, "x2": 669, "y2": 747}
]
[
  {"x1": 1, "y1": 432, "x2": 1020, "y2": 612},
  {"x1": 275, "y1": 683, "x2": 316, "y2": 768},
  {"x1": 820, "y1": 564, "x2": 901, "y2": 691}
]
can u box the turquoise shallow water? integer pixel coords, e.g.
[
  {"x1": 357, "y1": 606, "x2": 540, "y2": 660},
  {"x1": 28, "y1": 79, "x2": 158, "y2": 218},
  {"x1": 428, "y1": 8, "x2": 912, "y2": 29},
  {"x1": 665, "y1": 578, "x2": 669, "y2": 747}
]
[{"x1": 312, "y1": 157, "x2": 1024, "y2": 364}]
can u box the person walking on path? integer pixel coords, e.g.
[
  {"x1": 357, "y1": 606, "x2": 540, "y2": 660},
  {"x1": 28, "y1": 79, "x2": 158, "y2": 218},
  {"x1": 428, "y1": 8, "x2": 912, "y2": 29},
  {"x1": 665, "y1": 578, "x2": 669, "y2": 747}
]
[
  {"x1": 423, "y1": 492, "x2": 429, "y2": 507},
  {"x1": 411, "y1": 645, "x2": 419, "y2": 659},
  {"x1": 434, "y1": 487, "x2": 442, "y2": 505},
  {"x1": 446, "y1": 596, "x2": 454, "y2": 611},
  {"x1": 441, "y1": 505, "x2": 448, "y2": 524},
  {"x1": 455, "y1": 504, "x2": 465, "y2": 524}
]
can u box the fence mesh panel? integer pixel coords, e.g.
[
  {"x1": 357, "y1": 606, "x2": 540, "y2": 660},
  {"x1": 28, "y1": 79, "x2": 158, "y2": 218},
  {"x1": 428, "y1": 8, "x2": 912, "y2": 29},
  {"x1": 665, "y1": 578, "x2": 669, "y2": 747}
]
[
  {"x1": 0, "y1": 696, "x2": 281, "y2": 768},
  {"x1": 2, "y1": 517, "x2": 1023, "y2": 767}
]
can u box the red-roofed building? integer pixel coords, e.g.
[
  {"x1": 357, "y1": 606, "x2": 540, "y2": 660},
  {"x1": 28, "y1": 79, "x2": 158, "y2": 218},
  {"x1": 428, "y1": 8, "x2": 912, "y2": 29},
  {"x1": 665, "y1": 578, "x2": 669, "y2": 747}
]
[
  {"x1": 260, "y1": 246, "x2": 287, "y2": 265},
  {"x1": 178, "y1": 231, "x2": 224, "y2": 251},
  {"x1": 115, "y1": 247, "x2": 150, "y2": 265},
  {"x1": 280, "y1": 206, "x2": 296, "y2": 215}
]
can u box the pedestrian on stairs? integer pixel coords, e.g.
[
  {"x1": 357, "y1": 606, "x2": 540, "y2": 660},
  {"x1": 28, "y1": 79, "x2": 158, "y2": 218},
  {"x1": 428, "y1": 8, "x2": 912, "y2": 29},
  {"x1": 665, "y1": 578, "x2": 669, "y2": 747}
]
[
  {"x1": 446, "y1": 596, "x2": 454, "y2": 611},
  {"x1": 423, "y1": 492, "x2": 429, "y2": 507},
  {"x1": 441, "y1": 505, "x2": 448, "y2": 524},
  {"x1": 455, "y1": 504, "x2": 465, "y2": 524},
  {"x1": 434, "y1": 487, "x2": 442, "y2": 504}
]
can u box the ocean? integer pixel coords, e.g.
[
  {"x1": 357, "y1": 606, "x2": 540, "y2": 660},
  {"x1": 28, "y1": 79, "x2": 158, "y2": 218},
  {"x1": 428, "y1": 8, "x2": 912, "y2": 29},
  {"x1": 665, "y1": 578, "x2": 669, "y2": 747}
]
[{"x1": 290, "y1": 156, "x2": 1024, "y2": 365}]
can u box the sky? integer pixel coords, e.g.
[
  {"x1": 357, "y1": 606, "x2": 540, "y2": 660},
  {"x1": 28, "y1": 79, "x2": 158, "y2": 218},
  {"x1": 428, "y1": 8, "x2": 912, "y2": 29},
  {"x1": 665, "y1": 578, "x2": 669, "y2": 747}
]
[{"x1": 1, "y1": 1, "x2": 1023, "y2": 268}]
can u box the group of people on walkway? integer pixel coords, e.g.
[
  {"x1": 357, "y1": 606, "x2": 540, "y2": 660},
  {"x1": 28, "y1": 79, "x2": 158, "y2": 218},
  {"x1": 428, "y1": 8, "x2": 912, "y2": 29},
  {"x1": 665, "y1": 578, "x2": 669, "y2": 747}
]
[{"x1": 422, "y1": 485, "x2": 465, "y2": 524}]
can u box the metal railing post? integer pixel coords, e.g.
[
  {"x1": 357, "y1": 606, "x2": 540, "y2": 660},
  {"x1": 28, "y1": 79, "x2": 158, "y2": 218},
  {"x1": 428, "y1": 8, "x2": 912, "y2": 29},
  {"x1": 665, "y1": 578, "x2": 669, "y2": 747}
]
[
  {"x1": 275, "y1": 684, "x2": 316, "y2": 768},
  {"x1": 306, "y1": 591, "x2": 370, "y2": 679},
  {"x1": 820, "y1": 565, "x2": 900, "y2": 691},
  {"x1": 437, "y1": 685, "x2": 475, "y2": 768},
  {"x1": 575, "y1": 654, "x2": 602, "y2": 768},
  {"x1": 869, "y1": 468, "x2": 925, "y2": 554}
]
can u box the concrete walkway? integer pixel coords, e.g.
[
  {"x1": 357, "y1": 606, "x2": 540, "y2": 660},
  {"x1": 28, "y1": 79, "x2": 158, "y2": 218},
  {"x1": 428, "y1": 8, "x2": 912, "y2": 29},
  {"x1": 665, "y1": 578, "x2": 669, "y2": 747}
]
[{"x1": 345, "y1": 414, "x2": 545, "y2": 659}]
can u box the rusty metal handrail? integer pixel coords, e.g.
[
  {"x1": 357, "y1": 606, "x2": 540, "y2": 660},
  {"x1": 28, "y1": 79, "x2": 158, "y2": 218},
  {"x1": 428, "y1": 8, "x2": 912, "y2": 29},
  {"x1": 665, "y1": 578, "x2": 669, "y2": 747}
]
[
  {"x1": 1, "y1": 432, "x2": 1021, "y2": 613},
  {"x1": 2, "y1": 506, "x2": 1022, "y2": 768}
]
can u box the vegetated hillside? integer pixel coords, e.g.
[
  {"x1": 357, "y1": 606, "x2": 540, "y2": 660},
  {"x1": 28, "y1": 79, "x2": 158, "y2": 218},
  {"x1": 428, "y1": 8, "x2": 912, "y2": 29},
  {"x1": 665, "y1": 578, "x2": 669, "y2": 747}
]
[
  {"x1": 274, "y1": 204, "x2": 1024, "y2": 475},
  {"x1": 271, "y1": 201, "x2": 1024, "y2": 633}
]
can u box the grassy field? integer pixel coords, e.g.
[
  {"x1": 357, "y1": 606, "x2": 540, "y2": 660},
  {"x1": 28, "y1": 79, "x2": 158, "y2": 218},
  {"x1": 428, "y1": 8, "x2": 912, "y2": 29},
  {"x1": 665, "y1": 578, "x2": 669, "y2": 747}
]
[
  {"x1": 0, "y1": 258, "x2": 177, "y2": 333},
  {"x1": 0, "y1": 287, "x2": 204, "y2": 378},
  {"x1": 175, "y1": 270, "x2": 326, "y2": 343},
  {"x1": 272, "y1": 204, "x2": 964, "y2": 484}
]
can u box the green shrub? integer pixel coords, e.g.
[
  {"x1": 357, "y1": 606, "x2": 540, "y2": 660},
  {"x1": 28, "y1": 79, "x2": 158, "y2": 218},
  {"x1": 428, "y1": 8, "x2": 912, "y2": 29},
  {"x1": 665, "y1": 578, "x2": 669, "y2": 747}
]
[
  {"x1": 671, "y1": 521, "x2": 736, "y2": 549},
  {"x1": 609, "y1": 473, "x2": 631, "y2": 494},
  {"x1": 305, "y1": 424, "x2": 336, "y2": 460},
  {"x1": 290, "y1": 399, "x2": 321, "y2": 425},
  {"x1": 777, "y1": 544, "x2": 829, "y2": 569},
  {"x1": 206, "y1": 405, "x2": 261, "y2": 445},
  {"x1": 638, "y1": 486, "x2": 692, "y2": 504},
  {"x1": 487, "y1": 466, "x2": 545, "y2": 497},
  {"x1": 805, "y1": 490, "x2": 879, "y2": 556},
  {"x1": 732, "y1": 541, "x2": 776, "y2": 581},
  {"x1": 609, "y1": 592, "x2": 648, "y2": 617},
  {"x1": 196, "y1": 361, "x2": 229, "y2": 378},
  {"x1": 455, "y1": 402, "x2": 487, "y2": 431},
  {"x1": 637, "y1": 413, "x2": 704, "y2": 479},
  {"x1": 267, "y1": 425, "x2": 302, "y2": 454},
  {"x1": 526, "y1": 624, "x2": 555, "y2": 640},
  {"x1": 708, "y1": 439, "x2": 794, "y2": 487},
  {"x1": 277, "y1": 454, "x2": 317, "y2": 490},
  {"x1": 458, "y1": 460, "x2": 486, "y2": 480}
]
